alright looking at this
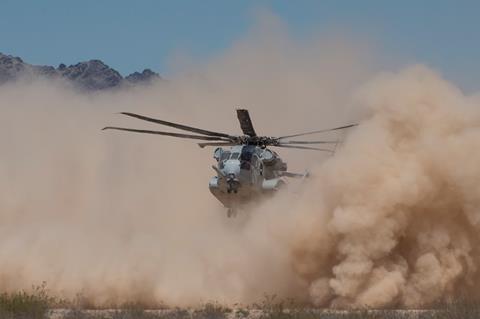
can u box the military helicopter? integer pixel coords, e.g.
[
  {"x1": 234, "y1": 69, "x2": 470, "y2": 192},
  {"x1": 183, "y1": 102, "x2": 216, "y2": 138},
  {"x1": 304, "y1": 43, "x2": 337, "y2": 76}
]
[{"x1": 103, "y1": 109, "x2": 356, "y2": 217}]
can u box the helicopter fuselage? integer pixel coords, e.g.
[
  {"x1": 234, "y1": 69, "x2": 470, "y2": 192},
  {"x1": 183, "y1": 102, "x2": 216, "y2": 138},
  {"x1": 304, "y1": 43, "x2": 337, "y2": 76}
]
[
  {"x1": 208, "y1": 144, "x2": 287, "y2": 211},
  {"x1": 103, "y1": 108, "x2": 354, "y2": 217}
]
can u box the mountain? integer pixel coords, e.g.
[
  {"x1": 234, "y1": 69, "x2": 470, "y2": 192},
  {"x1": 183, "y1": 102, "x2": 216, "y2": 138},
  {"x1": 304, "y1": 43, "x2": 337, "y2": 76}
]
[
  {"x1": 0, "y1": 52, "x2": 162, "y2": 91},
  {"x1": 125, "y1": 69, "x2": 160, "y2": 84}
]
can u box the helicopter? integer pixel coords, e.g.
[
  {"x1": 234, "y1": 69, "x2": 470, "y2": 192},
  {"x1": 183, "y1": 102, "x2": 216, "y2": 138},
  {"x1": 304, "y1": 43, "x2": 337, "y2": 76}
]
[{"x1": 103, "y1": 109, "x2": 356, "y2": 217}]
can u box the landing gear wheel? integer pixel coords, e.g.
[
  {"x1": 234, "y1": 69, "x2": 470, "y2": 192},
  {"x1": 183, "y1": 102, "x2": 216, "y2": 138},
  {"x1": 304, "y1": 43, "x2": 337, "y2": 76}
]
[{"x1": 227, "y1": 208, "x2": 237, "y2": 218}]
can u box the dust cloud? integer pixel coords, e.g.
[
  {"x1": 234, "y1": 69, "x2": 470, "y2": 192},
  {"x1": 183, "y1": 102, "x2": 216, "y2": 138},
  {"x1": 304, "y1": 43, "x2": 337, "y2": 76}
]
[
  {"x1": 1, "y1": 13, "x2": 480, "y2": 308},
  {"x1": 290, "y1": 65, "x2": 480, "y2": 308}
]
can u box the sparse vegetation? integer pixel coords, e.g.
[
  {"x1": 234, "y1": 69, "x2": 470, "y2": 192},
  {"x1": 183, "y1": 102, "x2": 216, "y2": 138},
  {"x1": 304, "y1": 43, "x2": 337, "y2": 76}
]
[
  {"x1": 191, "y1": 303, "x2": 230, "y2": 319},
  {"x1": 1, "y1": 288, "x2": 480, "y2": 319},
  {"x1": 0, "y1": 283, "x2": 53, "y2": 319},
  {"x1": 233, "y1": 307, "x2": 249, "y2": 319}
]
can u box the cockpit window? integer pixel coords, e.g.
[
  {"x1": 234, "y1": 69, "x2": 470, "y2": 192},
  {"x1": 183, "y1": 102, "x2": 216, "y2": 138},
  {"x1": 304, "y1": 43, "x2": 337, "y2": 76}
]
[
  {"x1": 220, "y1": 151, "x2": 231, "y2": 161},
  {"x1": 230, "y1": 152, "x2": 240, "y2": 160}
]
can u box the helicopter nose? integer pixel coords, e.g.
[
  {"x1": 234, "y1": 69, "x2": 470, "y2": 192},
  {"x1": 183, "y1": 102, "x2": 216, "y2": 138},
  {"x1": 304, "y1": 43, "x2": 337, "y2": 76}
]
[
  {"x1": 223, "y1": 160, "x2": 240, "y2": 177},
  {"x1": 223, "y1": 161, "x2": 241, "y2": 193}
]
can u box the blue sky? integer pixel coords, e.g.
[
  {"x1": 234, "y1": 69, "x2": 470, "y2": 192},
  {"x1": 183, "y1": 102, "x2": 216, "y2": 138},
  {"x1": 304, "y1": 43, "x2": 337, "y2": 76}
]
[{"x1": 1, "y1": 0, "x2": 479, "y2": 90}]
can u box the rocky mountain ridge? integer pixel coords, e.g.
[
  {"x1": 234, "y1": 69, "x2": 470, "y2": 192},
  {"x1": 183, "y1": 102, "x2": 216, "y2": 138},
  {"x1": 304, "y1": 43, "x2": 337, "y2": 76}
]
[{"x1": 0, "y1": 52, "x2": 162, "y2": 91}]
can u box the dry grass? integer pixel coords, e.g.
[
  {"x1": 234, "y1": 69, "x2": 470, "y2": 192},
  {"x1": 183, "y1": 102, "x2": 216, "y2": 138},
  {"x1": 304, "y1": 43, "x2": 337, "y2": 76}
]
[
  {"x1": 2, "y1": 288, "x2": 480, "y2": 319},
  {"x1": 0, "y1": 283, "x2": 53, "y2": 319}
]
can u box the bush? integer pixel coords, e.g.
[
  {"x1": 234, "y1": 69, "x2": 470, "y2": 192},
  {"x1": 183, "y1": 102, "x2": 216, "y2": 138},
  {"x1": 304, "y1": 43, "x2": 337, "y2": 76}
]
[
  {"x1": 191, "y1": 302, "x2": 230, "y2": 319},
  {"x1": 0, "y1": 283, "x2": 53, "y2": 319}
]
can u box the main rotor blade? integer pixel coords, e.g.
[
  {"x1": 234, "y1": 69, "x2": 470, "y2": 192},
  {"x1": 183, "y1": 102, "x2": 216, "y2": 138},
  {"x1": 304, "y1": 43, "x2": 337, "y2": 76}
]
[
  {"x1": 280, "y1": 140, "x2": 338, "y2": 145},
  {"x1": 278, "y1": 124, "x2": 358, "y2": 140},
  {"x1": 120, "y1": 112, "x2": 233, "y2": 139},
  {"x1": 103, "y1": 127, "x2": 231, "y2": 141},
  {"x1": 236, "y1": 109, "x2": 257, "y2": 137},
  {"x1": 274, "y1": 144, "x2": 334, "y2": 152},
  {"x1": 198, "y1": 142, "x2": 236, "y2": 148}
]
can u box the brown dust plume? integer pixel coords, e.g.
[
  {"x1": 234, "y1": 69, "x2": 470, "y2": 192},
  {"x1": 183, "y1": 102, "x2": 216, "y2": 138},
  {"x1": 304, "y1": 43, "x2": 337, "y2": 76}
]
[{"x1": 0, "y1": 14, "x2": 479, "y2": 308}]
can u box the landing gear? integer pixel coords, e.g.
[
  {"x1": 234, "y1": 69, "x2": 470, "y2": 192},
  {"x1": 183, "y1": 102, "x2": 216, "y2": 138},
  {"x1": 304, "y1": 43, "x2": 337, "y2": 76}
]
[{"x1": 227, "y1": 208, "x2": 237, "y2": 218}]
